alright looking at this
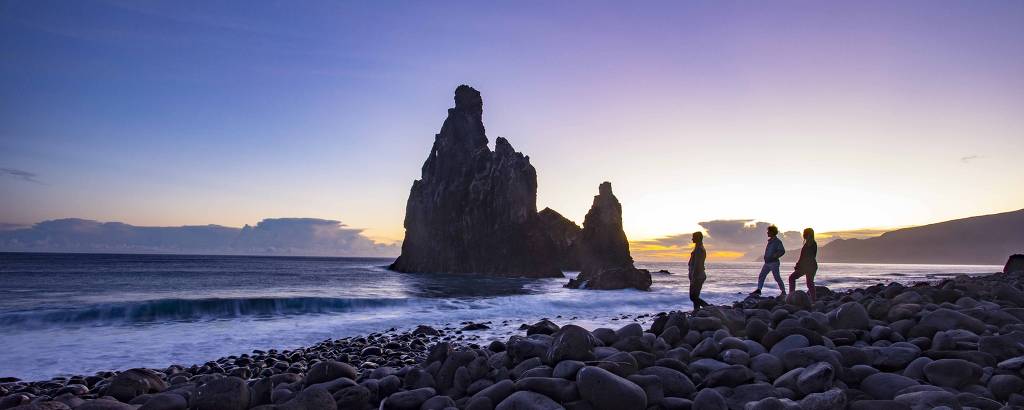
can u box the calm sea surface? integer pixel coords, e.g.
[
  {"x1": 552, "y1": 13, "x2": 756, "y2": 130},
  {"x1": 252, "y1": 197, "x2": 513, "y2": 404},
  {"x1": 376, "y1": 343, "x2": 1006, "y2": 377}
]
[{"x1": 0, "y1": 252, "x2": 1001, "y2": 380}]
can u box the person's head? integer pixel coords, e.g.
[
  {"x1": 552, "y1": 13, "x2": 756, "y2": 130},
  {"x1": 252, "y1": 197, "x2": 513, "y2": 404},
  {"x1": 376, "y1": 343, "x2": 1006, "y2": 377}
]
[
  {"x1": 692, "y1": 231, "x2": 703, "y2": 244},
  {"x1": 803, "y1": 227, "x2": 815, "y2": 241},
  {"x1": 767, "y1": 225, "x2": 779, "y2": 238}
]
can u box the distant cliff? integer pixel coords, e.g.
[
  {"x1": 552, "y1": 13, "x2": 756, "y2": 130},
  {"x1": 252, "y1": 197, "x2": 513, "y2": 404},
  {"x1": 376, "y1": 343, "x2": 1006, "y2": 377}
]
[{"x1": 816, "y1": 209, "x2": 1024, "y2": 265}]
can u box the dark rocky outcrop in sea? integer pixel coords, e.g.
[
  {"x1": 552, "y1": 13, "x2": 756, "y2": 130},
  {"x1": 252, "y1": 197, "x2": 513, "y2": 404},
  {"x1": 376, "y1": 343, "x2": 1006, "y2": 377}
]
[
  {"x1": 389, "y1": 86, "x2": 648, "y2": 283},
  {"x1": 7, "y1": 269, "x2": 1024, "y2": 409},
  {"x1": 1006, "y1": 254, "x2": 1024, "y2": 275},
  {"x1": 565, "y1": 182, "x2": 653, "y2": 291},
  {"x1": 389, "y1": 85, "x2": 565, "y2": 278}
]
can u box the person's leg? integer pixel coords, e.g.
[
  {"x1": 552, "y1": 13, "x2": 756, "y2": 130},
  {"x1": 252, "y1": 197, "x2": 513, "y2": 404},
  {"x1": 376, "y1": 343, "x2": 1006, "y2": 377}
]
[
  {"x1": 755, "y1": 263, "x2": 771, "y2": 293},
  {"x1": 789, "y1": 270, "x2": 804, "y2": 295},
  {"x1": 807, "y1": 272, "x2": 816, "y2": 301},
  {"x1": 695, "y1": 273, "x2": 709, "y2": 308},
  {"x1": 771, "y1": 262, "x2": 786, "y2": 294}
]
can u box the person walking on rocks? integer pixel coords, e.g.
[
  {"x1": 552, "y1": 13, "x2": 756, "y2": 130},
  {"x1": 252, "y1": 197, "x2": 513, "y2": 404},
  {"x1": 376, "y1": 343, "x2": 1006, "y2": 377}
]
[
  {"x1": 789, "y1": 227, "x2": 819, "y2": 301},
  {"x1": 688, "y1": 231, "x2": 711, "y2": 310},
  {"x1": 751, "y1": 225, "x2": 786, "y2": 296}
]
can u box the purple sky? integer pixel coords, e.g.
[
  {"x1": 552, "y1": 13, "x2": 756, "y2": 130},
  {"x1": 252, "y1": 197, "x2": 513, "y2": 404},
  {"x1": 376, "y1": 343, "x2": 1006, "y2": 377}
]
[{"x1": 2, "y1": 1, "x2": 1022, "y2": 257}]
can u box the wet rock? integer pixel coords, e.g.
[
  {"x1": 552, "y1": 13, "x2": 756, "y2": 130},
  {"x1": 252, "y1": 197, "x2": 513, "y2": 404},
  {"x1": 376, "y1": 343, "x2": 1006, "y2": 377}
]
[
  {"x1": 988, "y1": 374, "x2": 1024, "y2": 401},
  {"x1": 797, "y1": 362, "x2": 834, "y2": 395},
  {"x1": 637, "y1": 366, "x2": 695, "y2": 398},
  {"x1": 769, "y1": 335, "x2": 808, "y2": 357},
  {"x1": 893, "y1": 390, "x2": 960, "y2": 410},
  {"x1": 576, "y1": 366, "x2": 646, "y2": 410},
  {"x1": 527, "y1": 320, "x2": 561, "y2": 336},
  {"x1": 552, "y1": 360, "x2": 585, "y2": 380},
  {"x1": 514, "y1": 377, "x2": 578, "y2": 402},
  {"x1": 702, "y1": 364, "x2": 754, "y2": 387},
  {"x1": 799, "y1": 388, "x2": 846, "y2": 410},
  {"x1": 923, "y1": 359, "x2": 982, "y2": 388},
  {"x1": 193, "y1": 377, "x2": 249, "y2": 410},
  {"x1": 380, "y1": 387, "x2": 435, "y2": 410},
  {"x1": 472, "y1": 379, "x2": 515, "y2": 405},
  {"x1": 495, "y1": 391, "x2": 563, "y2": 410},
  {"x1": 545, "y1": 325, "x2": 597, "y2": 364},
  {"x1": 912, "y1": 308, "x2": 986, "y2": 337},
  {"x1": 136, "y1": 392, "x2": 187, "y2": 410},
  {"x1": 860, "y1": 372, "x2": 919, "y2": 400},
  {"x1": 420, "y1": 395, "x2": 456, "y2": 410},
  {"x1": 692, "y1": 388, "x2": 727, "y2": 410},
  {"x1": 831, "y1": 302, "x2": 870, "y2": 330},
  {"x1": 277, "y1": 387, "x2": 337, "y2": 410},
  {"x1": 305, "y1": 361, "x2": 357, "y2": 385},
  {"x1": 104, "y1": 368, "x2": 168, "y2": 402}
]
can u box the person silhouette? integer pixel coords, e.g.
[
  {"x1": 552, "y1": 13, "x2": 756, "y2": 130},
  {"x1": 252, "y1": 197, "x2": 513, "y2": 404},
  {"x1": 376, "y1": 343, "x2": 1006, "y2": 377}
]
[
  {"x1": 688, "y1": 231, "x2": 711, "y2": 310},
  {"x1": 751, "y1": 225, "x2": 786, "y2": 296},
  {"x1": 789, "y1": 228, "x2": 818, "y2": 301}
]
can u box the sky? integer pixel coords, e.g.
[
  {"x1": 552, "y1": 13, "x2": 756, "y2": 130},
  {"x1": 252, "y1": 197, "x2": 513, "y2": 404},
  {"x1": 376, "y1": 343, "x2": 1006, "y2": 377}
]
[{"x1": 1, "y1": 1, "x2": 1023, "y2": 260}]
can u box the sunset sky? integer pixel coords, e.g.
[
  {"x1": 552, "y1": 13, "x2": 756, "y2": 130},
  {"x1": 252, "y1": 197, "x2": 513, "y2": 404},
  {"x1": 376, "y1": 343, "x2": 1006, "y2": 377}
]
[{"x1": 2, "y1": 1, "x2": 1023, "y2": 260}]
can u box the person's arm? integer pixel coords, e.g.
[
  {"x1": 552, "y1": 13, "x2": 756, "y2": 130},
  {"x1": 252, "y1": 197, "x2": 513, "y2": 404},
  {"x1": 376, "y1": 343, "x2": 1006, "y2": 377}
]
[{"x1": 696, "y1": 247, "x2": 706, "y2": 271}]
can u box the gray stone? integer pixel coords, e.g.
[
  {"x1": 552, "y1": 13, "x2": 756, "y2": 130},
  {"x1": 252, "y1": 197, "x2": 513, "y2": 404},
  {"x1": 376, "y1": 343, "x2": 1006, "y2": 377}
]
[
  {"x1": 769, "y1": 335, "x2": 809, "y2": 358},
  {"x1": 305, "y1": 361, "x2": 358, "y2": 385},
  {"x1": 923, "y1": 359, "x2": 982, "y2": 388},
  {"x1": 277, "y1": 387, "x2": 337, "y2": 410},
  {"x1": 552, "y1": 360, "x2": 585, "y2": 380},
  {"x1": 576, "y1": 366, "x2": 646, "y2": 410},
  {"x1": 832, "y1": 302, "x2": 870, "y2": 330},
  {"x1": 987, "y1": 374, "x2": 1024, "y2": 401},
  {"x1": 799, "y1": 388, "x2": 846, "y2": 410},
  {"x1": 104, "y1": 368, "x2": 168, "y2": 402},
  {"x1": 472, "y1": 379, "x2": 515, "y2": 405},
  {"x1": 860, "y1": 372, "x2": 919, "y2": 400},
  {"x1": 638, "y1": 366, "x2": 694, "y2": 398},
  {"x1": 495, "y1": 391, "x2": 563, "y2": 410},
  {"x1": 702, "y1": 365, "x2": 754, "y2": 387},
  {"x1": 420, "y1": 395, "x2": 456, "y2": 410},
  {"x1": 545, "y1": 325, "x2": 598, "y2": 364},
  {"x1": 796, "y1": 362, "x2": 834, "y2": 395},
  {"x1": 380, "y1": 387, "x2": 435, "y2": 410},
  {"x1": 193, "y1": 377, "x2": 249, "y2": 410},
  {"x1": 514, "y1": 377, "x2": 579, "y2": 403},
  {"x1": 893, "y1": 390, "x2": 960, "y2": 410},
  {"x1": 692, "y1": 388, "x2": 727, "y2": 410},
  {"x1": 750, "y1": 353, "x2": 784, "y2": 380}
]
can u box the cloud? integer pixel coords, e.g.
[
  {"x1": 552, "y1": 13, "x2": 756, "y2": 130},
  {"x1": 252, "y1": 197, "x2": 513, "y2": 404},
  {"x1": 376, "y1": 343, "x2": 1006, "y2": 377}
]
[
  {"x1": 0, "y1": 218, "x2": 400, "y2": 257},
  {"x1": 0, "y1": 168, "x2": 44, "y2": 184},
  {"x1": 631, "y1": 219, "x2": 804, "y2": 261},
  {"x1": 960, "y1": 155, "x2": 982, "y2": 163},
  {"x1": 631, "y1": 220, "x2": 893, "y2": 261}
]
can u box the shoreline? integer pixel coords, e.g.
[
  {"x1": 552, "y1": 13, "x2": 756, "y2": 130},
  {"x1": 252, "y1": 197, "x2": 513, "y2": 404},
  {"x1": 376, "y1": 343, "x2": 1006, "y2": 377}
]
[{"x1": 1, "y1": 269, "x2": 1022, "y2": 409}]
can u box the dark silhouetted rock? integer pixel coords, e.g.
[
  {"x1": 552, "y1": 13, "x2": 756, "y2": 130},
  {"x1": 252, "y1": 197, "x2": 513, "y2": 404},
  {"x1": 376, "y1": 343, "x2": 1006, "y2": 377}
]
[
  {"x1": 565, "y1": 182, "x2": 651, "y2": 290},
  {"x1": 389, "y1": 85, "x2": 565, "y2": 277},
  {"x1": 1005, "y1": 254, "x2": 1024, "y2": 274}
]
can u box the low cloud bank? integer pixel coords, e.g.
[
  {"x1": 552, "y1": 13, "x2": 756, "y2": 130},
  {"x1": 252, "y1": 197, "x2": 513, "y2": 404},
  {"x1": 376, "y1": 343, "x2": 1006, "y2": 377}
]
[
  {"x1": 631, "y1": 219, "x2": 884, "y2": 261},
  {"x1": 0, "y1": 218, "x2": 400, "y2": 257}
]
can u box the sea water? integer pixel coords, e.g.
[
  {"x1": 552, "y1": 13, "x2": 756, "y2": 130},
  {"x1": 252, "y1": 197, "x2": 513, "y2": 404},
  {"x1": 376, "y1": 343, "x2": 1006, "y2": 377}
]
[{"x1": 0, "y1": 252, "x2": 1000, "y2": 380}]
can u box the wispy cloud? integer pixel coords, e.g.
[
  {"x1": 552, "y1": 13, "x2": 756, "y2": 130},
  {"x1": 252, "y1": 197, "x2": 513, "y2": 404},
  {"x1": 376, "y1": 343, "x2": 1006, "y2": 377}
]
[
  {"x1": 960, "y1": 155, "x2": 982, "y2": 164},
  {"x1": 0, "y1": 168, "x2": 44, "y2": 184}
]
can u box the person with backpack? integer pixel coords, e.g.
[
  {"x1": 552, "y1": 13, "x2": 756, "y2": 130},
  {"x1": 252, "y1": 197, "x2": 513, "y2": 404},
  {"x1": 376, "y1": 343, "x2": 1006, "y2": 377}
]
[{"x1": 751, "y1": 225, "x2": 786, "y2": 296}]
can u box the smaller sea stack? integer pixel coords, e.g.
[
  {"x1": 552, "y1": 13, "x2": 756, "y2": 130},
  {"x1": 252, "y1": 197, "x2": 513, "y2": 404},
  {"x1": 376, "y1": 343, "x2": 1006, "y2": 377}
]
[{"x1": 566, "y1": 182, "x2": 652, "y2": 291}]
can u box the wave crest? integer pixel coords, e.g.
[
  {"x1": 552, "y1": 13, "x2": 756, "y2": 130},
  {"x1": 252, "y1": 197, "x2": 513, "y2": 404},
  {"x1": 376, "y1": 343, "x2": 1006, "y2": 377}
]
[{"x1": 0, "y1": 297, "x2": 411, "y2": 327}]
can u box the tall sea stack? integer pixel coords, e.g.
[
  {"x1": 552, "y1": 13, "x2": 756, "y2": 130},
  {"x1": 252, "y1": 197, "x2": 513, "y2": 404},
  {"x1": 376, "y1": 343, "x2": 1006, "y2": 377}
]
[
  {"x1": 566, "y1": 182, "x2": 653, "y2": 290},
  {"x1": 389, "y1": 85, "x2": 563, "y2": 277}
]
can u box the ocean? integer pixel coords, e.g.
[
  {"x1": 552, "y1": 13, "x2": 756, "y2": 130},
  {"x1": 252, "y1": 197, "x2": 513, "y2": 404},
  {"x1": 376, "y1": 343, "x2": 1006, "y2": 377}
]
[{"x1": 0, "y1": 252, "x2": 1001, "y2": 381}]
